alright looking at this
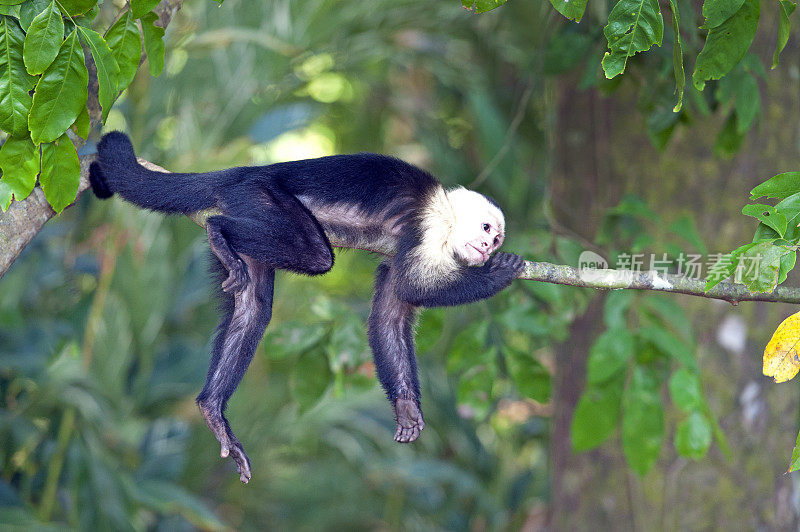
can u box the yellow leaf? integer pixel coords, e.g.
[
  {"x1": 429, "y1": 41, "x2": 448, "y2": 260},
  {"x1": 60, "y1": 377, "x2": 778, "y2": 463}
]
[{"x1": 764, "y1": 311, "x2": 800, "y2": 383}]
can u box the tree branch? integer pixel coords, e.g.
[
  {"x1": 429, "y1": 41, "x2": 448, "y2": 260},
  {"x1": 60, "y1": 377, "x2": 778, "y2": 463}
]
[{"x1": 3, "y1": 153, "x2": 798, "y2": 305}]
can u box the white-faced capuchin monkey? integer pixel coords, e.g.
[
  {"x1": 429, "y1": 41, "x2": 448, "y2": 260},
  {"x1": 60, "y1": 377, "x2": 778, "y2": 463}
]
[{"x1": 89, "y1": 132, "x2": 524, "y2": 483}]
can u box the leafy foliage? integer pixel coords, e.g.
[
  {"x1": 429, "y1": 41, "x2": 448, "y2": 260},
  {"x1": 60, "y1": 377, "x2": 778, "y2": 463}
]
[
  {"x1": 571, "y1": 199, "x2": 726, "y2": 473},
  {"x1": 0, "y1": 0, "x2": 167, "y2": 212},
  {"x1": 707, "y1": 173, "x2": 800, "y2": 293},
  {"x1": 1, "y1": 0, "x2": 799, "y2": 524},
  {"x1": 543, "y1": 0, "x2": 795, "y2": 152}
]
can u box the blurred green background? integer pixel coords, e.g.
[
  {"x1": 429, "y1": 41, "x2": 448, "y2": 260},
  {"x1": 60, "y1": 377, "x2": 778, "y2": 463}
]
[{"x1": 2, "y1": 0, "x2": 800, "y2": 529}]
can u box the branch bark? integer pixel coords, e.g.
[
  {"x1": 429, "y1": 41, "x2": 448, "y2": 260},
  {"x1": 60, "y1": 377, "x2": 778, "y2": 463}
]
[{"x1": 3, "y1": 153, "x2": 799, "y2": 305}]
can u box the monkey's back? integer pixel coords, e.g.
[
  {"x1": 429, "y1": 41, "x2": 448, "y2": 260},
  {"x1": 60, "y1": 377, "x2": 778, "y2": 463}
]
[{"x1": 265, "y1": 153, "x2": 440, "y2": 215}]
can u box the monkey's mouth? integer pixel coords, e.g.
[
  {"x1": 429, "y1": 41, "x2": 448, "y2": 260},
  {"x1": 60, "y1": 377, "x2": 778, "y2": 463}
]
[{"x1": 465, "y1": 243, "x2": 490, "y2": 265}]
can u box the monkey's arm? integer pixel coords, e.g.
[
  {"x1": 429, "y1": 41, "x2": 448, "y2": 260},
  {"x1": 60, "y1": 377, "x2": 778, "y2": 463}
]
[
  {"x1": 368, "y1": 262, "x2": 425, "y2": 443},
  {"x1": 395, "y1": 252, "x2": 525, "y2": 308}
]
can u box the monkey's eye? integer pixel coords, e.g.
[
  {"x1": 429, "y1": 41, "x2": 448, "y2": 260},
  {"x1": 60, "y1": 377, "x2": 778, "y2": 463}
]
[
  {"x1": 482, "y1": 223, "x2": 491, "y2": 233},
  {"x1": 493, "y1": 236, "x2": 499, "y2": 245}
]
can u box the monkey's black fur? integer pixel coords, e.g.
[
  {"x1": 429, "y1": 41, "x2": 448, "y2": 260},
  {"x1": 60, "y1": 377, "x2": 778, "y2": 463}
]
[{"x1": 89, "y1": 131, "x2": 523, "y2": 483}]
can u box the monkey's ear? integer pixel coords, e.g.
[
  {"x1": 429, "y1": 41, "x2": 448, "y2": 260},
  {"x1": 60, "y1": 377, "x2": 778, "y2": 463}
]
[{"x1": 89, "y1": 161, "x2": 114, "y2": 199}]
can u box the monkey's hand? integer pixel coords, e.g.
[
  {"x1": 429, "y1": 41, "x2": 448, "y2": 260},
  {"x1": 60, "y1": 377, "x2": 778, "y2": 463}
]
[
  {"x1": 487, "y1": 252, "x2": 525, "y2": 285},
  {"x1": 221, "y1": 258, "x2": 249, "y2": 294},
  {"x1": 394, "y1": 398, "x2": 425, "y2": 443},
  {"x1": 198, "y1": 402, "x2": 252, "y2": 483}
]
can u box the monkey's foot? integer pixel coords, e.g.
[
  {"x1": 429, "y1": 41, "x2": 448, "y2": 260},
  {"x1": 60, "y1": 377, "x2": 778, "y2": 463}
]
[
  {"x1": 393, "y1": 398, "x2": 425, "y2": 443},
  {"x1": 198, "y1": 403, "x2": 252, "y2": 483},
  {"x1": 221, "y1": 259, "x2": 249, "y2": 294}
]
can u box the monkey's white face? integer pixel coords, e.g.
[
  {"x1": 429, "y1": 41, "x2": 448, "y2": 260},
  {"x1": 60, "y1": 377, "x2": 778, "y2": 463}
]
[{"x1": 447, "y1": 188, "x2": 506, "y2": 266}]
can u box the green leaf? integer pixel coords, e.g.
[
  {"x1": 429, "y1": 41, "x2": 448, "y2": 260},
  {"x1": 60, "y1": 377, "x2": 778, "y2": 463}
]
[
  {"x1": 71, "y1": 104, "x2": 89, "y2": 138},
  {"x1": 140, "y1": 11, "x2": 165, "y2": 77},
  {"x1": 267, "y1": 322, "x2": 327, "y2": 359},
  {"x1": 0, "y1": 4, "x2": 18, "y2": 15},
  {"x1": 545, "y1": 31, "x2": 591, "y2": 75},
  {"x1": 741, "y1": 52, "x2": 767, "y2": 77},
  {"x1": 714, "y1": 113, "x2": 744, "y2": 157},
  {"x1": 603, "y1": 290, "x2": 633, "y2": 329},
  {"x1": 587, "y1": 329, "x2": 634, "y2": 384},
  {"x1": 19, "y1": 0, "x2": 49, "y2": 32},
  {"x1": 608, "y1": 194, "x2": 660, "y2": 221},
  {"x1": 28, "y1": 30, "x2": 88, "y2": 144},
  {"x1": 506, "y1": 349, "x2": 551, "y2": 403},
  {"x1": 638, "y1": 326, "x2": 696, "y2": 368},
  {"x1": 105, "y1": 11, "x2": 141, "y2": 92},
  {"x1": 788, "y1": 427, "x2": 800, "y2": 472},
  {"x1": 131, "y1": 0, "x2": 160, "y2": 19},
  {"x1": 705, "y1": 255, "x2": 736, "y2": 290},
  {"x1": 642, "y1": 295, "x2": 694, "y2": 343},
  {"x1": 57, "y1": 0, "x2": 96, "y2": 16},
  {"x1": 773, "y1": 0, "x2": 797, "y2": 68},
  {"x1": 668, "y1": 0, "x2": 685, "y2": 111},
  {"x1": 571, "y1": 379, "x2": 623, "y2": 451},
  {"x1": 549, "y1": 0, "x2": 588, "y2": 21},
  {"x1": 0, "y1": 136, "x2": 38, "y2": 200},
  {"x1": 77, "y1": 27, "x2": 119, "y2": 122},
  {"x1": 778, "y1": 249, "x2": 796, "y2": 284},
  {"x1": 129, "y1": 479, "x2": 227, "y2": 531},
  {"x1": 601, "y1": 0, "x2": 664, "y2": 78},
  {"x1": 716, "y1": 67, "x2": 760, "y2": 133},
  {"x1": 462, "y1": 0, "x2": 508, "y2": 13},
  {"x1": 667, "y1": 214, "x2": 707, "y2": 254},
  {"x1": 692, "y1": 0, "x2": 760, "y2": 91},
  {"x1": 326, "y1": 316, "x2": 370, "y2": 372},
  {"x1": 702, "y1": 0, "x2": 746, "y2": 27},
  {"x1": 23, "y1": 0, "x2": 63, "y2": 75},
  {"x1": 291, "y1": 349, "x2": 331, "y2": 411},
  {"x1": 622, "y1": 367, "x2": 664, "y2": 475},
  {"x1": 457, "y1": 355, "x2": 496, "y2": 419},
  {"x1": 39, "y1": 133, "x2": 79, "y2": 212},
  {"x1": 742, "y1": 204, "x2": 788, "y2": 236},
  {"x1": 0, "y1": 0, "x2": 27, "y2": 5},
  {"x1": 0, "y1": 17, "x2": 36, "y2": 137},
  {"x1": 707, "y1": 241, "x2": 760, "y2": 291},
  {"x1": 0, "y1": 179, "x2": 11, "y2": 210},
  {"x1": 674, "y1": 411, "x2": 712, "y2": 459},
  {"x1": 646, "y1": 105, "x2": 680, "y2": 150},
  {"x1": 750, "y1": 172, "x2": 800, "y2": 200},
  {"x1": 668, "y1": 368, "x2": 703, "y2": 412},
  {"x1": 737, "y1": 241, "x2": 792, "y2": 292},
  {"x1": 772, "y1": 191, "x2": 800, "y2": 240}
]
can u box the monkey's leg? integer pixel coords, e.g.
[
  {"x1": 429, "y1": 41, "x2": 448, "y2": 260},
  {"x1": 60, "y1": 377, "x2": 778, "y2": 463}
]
[
  {"x1": 207, "y1": 216, "x2": 250, "y2": 293},
  {"x1": 215, "y1": 185, "x2": 334, "y2": 275},
  {"x1": 197, "y1": 255, "x2": 275, "y2": 484},
  {"x1": 368, "y1": 262, "x2": 425, "y2": 443}
]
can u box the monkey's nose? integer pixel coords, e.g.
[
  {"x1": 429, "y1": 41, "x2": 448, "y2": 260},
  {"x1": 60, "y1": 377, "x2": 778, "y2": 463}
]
[{"x1": 481, "y1": 241, "x2": 489, "y2": 248}]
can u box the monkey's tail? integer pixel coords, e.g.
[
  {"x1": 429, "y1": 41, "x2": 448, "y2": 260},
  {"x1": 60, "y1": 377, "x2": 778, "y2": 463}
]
[{"x1": 89, "y1": 131, "x2": 218, "y2": 214}]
